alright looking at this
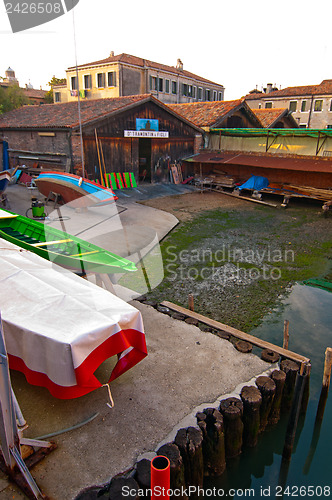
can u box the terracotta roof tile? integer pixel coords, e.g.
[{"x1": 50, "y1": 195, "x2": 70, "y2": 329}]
[
  {"x1": 168, "y1": 99, "x2": 252, "y2": 128},
  {"x1": 0, "y1": 94, "x2": 151, "y2": 129},
  {"x1": 68, "y1": 53, "x2": 224, "y2": 87},
  {"x1": 245, "y1": 80, "x2": 332, "y2": 100},
  {"x1": 252, "y1": 108, "x2": 288, "y2": 127}
]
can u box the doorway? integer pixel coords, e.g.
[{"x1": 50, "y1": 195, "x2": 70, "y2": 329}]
[{"x1": 138, "y1": 138, "x2": 151, "y2": 182}]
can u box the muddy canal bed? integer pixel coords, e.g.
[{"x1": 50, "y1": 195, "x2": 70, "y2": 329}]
[{"x1": 139, "y1": 191, "x2": 332, "y2": 331}]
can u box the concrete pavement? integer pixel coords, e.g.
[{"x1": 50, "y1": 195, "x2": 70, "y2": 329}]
[{"x1": 0, "y1": 182, "x2": 272, "y2": 499}]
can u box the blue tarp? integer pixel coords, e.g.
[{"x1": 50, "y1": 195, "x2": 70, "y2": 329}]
[{"x1": 238, "y1": 175, "x2": 269, "y2": 191}]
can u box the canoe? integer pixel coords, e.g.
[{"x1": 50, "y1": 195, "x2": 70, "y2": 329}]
[
  {"x1": 35, "y1": 171, "x2": 118, "y2": 207},
  {"x1": 0, "y1": 209, "x2": 136, "y2": 274}
]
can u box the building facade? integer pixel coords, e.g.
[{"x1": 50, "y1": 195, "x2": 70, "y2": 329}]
[
  {"x1": 245, "y1": 80, "x2": 332, "y2": 129},
  {"x1": 53, "y1": 52, "x2": 225, "y2": 105}
]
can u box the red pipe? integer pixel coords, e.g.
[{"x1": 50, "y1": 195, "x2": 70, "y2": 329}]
[{"x1": 151, "y1": 455, "x2": 170, "y2": 500}]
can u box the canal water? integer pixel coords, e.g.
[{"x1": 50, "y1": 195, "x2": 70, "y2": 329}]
[{"x1": 205, "y1": 282, "x2": 332, "y2": 498}]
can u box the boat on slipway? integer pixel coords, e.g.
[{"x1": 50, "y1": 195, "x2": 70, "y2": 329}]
[
  {"x1": 0, "y1": 209, "x2": 136, "y2": 274},
  {"x1": 35, "y1": 171, "x2": 118, "y2": 207}
]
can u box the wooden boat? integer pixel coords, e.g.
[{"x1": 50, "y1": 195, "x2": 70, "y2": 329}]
[
  {"x1": 0, "y1": 209, "x2": 136, "y2": 274},
  {"x1": 0, "y1": 170, "x2": 12, "y2": 194},
  {"x1": 35, "y1": 171, "x2": 118, "y2": 207}
]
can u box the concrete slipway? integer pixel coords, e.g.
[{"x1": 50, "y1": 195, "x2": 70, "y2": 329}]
[{"x1": 0, "y1": 184, "x2": 273, "y2": 499}]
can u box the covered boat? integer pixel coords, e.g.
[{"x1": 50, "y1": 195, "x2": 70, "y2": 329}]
[
  {"x1": 0, "y1": 238, "x2": 147, "y2": 398},
  {"x1": 0, "y1": 209, "x2": 136, "y2": 274},
  {"x1": 35, "y1": 171, "x2": 118, "y2": 207}
]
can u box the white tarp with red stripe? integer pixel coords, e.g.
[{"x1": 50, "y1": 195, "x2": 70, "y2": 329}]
[{"x1": 0, "y1": 239, "x2": 147, "y2": 398}]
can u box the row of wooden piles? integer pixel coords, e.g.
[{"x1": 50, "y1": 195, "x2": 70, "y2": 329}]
[{"x1": 76, "y1": 359, "x2": 308, "y2": 500}]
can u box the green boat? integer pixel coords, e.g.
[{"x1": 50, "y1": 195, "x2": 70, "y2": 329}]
[{"x1": 0, "y1": 209, "x2": 136, "y2": 274}]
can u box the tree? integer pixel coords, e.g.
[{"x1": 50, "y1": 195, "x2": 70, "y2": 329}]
[
  {"x1": 0, "y1": 83, "x2": 28, "y2": 113},
  {"x1": 44, "y1": 76, "x2": 66, "y2": 103}
]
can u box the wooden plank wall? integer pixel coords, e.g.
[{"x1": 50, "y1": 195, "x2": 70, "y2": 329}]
[{"x1": 82, "y1": 101, "x2": 199, "y2": 181}]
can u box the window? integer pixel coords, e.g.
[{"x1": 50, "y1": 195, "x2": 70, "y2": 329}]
[
  {"x1": 172, "y1": 81, "x2": 177, "y2": 94},
  {"x1": 289, "y1": 101, "x2": 297, "y2": 112},
  {"x1": 218, "y1": 92, "x2": 223, "y2": 101},
  {"x1": 205, "y1": 89, "x2": 211, "y2": 101},
  {"x1": 84, "y1": 74, "x2": 92, "y2": 89},
  {"x1": 265, "y1": 102, "x2": 272, "y2": 109},
  {"x1": 182, "y1": 83, "x2": 188, "y2": 96},
  {"x1": 314, "y1": 99, "x2": 323, "y2": 111},
  {"x1": 159, "y1": 78, "x2": 163, "y2": 92},
  {"x1": 150, "y1": 76, "x2": 158, "y2": 91},
  {"x1": 107, "y1": 71, "x2": 116, "y2": 87},
  {"x1": 198, "y1": 87, "x2": 203, "y2": 100},
  {"x1": 326, "y1": 125, "x2": 332, "y2": 129},
  {"x1": 54, "y1": 92, "x2": 61, "y2": 103},
  {"x1": 188, "y1": 85, "x2": 195, "y2": 97},
  {"x1": 97, "y1": 73, "x2": 105, "y2": 88},
  {"x1": 330, "y1": 100, "x2": 332, "y2": 111},
  {"x1": 299, "y1": 124, "x2": 307, "y2": 128},
  {"x1": 71, "y1": 76, "x2": 77, "y2": 90},
  {"x1": 213, "y1": 91, "x2": 217, "y2": 101},
  {"x1": 165, "y1": 79, "x2": 170, "y2": 93},
  {"x1": 301, "y1": 100, "x2": 307, "y2": 112}
]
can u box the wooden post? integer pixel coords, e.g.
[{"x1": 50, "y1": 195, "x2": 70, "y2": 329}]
[
  {"x1": 280, "y1": 359, "x2": 299, "y2": 412},
  {"x1": 255, "y1": 376, "x2": 276, "y2": 432},
  {"x1": 157, "y1": 443, "x2": 186, "y2": 497},
  {"x1": 282, "y1": 362, "x2": 307, "y2": 461},
  {"x1": 283, "y1": 320, "x2": 290, "y2": 350},
  {"x1": 240, "y1": 386, "x2": 262, "y2": 447},
  {"x1": 300, "y1": 363, "x2": 311, "y2": 415},
  {"x1": 196, "y1": 408, "x2": 226, "y2": 477},
  {"x1": 135, "y1": 458, "x2": 151, "y2": 491},
  {"x1": 188, "y1": 294, "x2": 194, "y2": 312},
  {"x1": 174, "y1": 427, "x2": 204, "y2": 496},
  {"x1": 268, "y1": 370, "x2": 286, "y2": 425},
  {"x1": 219, "y1": 397, "x2": 243, "y2": 458},
  {"x1": 315, "y1": 347, "x2": 332, "y2": 422},
  {"x1": 108, "y1": 477, "x2": 139, "y2": 500}
]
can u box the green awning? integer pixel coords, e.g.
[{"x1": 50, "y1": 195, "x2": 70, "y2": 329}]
[{"x1": 209, "y1": 128, "x2": 332, "y2": 139}]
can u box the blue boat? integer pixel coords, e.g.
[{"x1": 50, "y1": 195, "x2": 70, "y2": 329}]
[{"x1": 35, "y1": 171, "x2": 118, "y2": 207}]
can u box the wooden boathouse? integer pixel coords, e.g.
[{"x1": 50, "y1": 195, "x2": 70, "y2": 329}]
[{"x1": 0, "y1": 94, "x2": 203, "y2": 183}]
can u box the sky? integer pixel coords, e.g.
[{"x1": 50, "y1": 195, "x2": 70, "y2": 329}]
[{"x1": 1, "y1": 0, "x2": 332, "y2": 100}]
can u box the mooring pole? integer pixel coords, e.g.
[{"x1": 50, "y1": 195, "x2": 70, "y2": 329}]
[
  {"x1": 282, "y1": 362, "x2": 308, "y2": 461},
  {"x1": 283, "y1": 320, "x2": 290, "y2": 350},
  {"x1": 188, "y1": 294, "x2": 194, "y2": 311},
  {"x1": 303, "y1": 348, "x2": 331, "y2": 474},
  {"x1": 315, "y1": 347, "x2": 332, "y2": 422}
]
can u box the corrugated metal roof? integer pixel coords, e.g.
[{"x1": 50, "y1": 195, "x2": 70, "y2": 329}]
[{"x1": 184, "y1": 151, "x2": 332, "y2": 173}]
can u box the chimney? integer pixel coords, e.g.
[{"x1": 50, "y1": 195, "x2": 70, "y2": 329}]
[
  {"x1": 110, "y1": 51, "x2": 115, "y2": 57},
  {"x1": 266, "y1": 83, "x2": 273, "y2": 94},
  {"x1": 176, "y1": 58, "x2": 183, "y2": 71}
]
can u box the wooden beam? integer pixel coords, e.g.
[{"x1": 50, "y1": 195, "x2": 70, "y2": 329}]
[
  {"x1": 211, "y1": 188, "x2": 278, "y2": 208},
  {"x1": 161, "y1": 301, "x2": 310, "y2": 365}
]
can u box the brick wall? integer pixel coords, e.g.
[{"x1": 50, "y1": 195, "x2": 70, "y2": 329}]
[{"x1": 0, "y1": 129, "x2": 71, "y2": 170}]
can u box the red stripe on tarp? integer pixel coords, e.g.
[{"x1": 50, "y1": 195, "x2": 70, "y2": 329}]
[{"x1": 8, "y1": 329, "x2": 147, "y2": 399}]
